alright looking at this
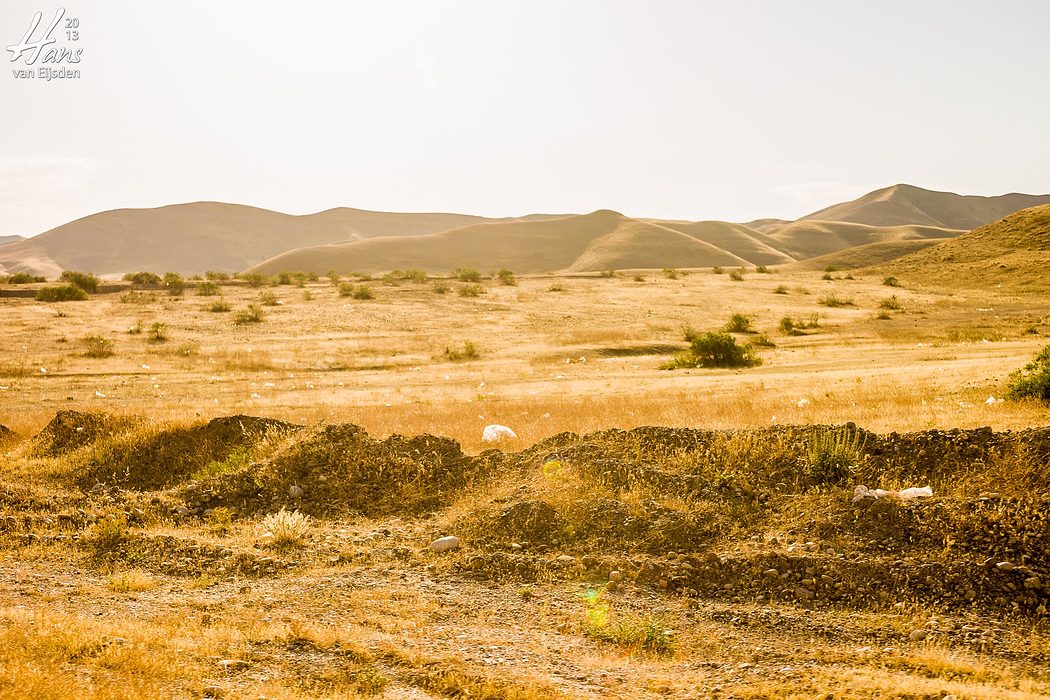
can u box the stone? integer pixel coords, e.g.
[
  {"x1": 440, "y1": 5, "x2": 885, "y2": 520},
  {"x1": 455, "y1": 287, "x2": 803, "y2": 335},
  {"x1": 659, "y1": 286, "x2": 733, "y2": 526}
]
[
  {"x1": 218, "y1": 659, "x2": 250, "y2": 671},
  {"x1": 996, "y1": 561, "x2": 1015, "y2": 572},
  {"x1": 556, "y1": 554, "x2": 575, "y2": 564},
  {"x1": 908, "y1": 629, "x2": 928, "y2": 642},
  {"x1": 288, "y1": 485, "x2": 304, "y2": 498},
  {"x1": 609, "y1": 570, "x2": 624, "y2": 582},
  {"x1": 430, "y1": 535, "x2": 462, "y2": 552}
]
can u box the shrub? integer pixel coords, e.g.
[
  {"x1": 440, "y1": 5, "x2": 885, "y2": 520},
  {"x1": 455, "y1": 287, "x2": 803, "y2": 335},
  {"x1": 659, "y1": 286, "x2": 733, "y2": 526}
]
[
  {"x1": 818, "y1": 294, "x2": 854, "y2": 308},
  {"x1": 405, "y1": 269, "x2": 428, "y2": 283},
  {"x1": 242, "y1": 273, "x2": 268, "y2": 288},
  {"x1": 352, "y1": 285, "x2": 375, "y2": 300},
  {"x1": 233, "y1": 304, "x2": 264, "y2": 325},
  {"x1": 751, "y1": 333, "x2": 776, "y2": 347},
  {"x1": 196, "y1": 281, "x2": 220, "y2": 296},
  {"x1": 338, "y1": 281, "x2": 355, "y2": 297},
  {"x1": 443, "y1": 341, "x2": 479, "y2": 361},
  {"x1": 381, "y1": 272, "x2": 401, "y2": 286},
  {"x1": 453, "y1": 267, "x2": 482, "y2": 283},
  {"x1": 882, "y1": 276, "x2": 901, "y2": 287},
  {"x1": 205, "y1": 270, "x2": 230, "y2": 282},
  {"x1": 82, "y1": 335, "x2": 114, "y2": 358},
  {"x1": 662, "y1": 268, "x2": 679, "y2": 279},
  {"x1": 302, "y1": 290, "x2": 313, "y2": 301},
  {"x1": 548, "y1": 283, "x2": 565, "y2": 292},
  {"x1": 806, "y1": 427, "x2": 865, "y2": 485},
  {"x1": 85, "y1": 514, "x2": 129, "y2": 554},
  {"x1": 712, "y1": 266, "x2": 724, "y2": 275},
  {"x1": 327, "y1": 271, "x2": 342, "y2": 285},
  {"x1": 457, "y1": 283, "x2": 484, "y2": 297},
  {"x1": 122, "y1": 271, "x2": 161, "y2": 285},
  {"x1": 127, "y1": 320, "x2": 143, "y2": 335},
  {"x1": 60, "y1": 270, "x2": 100, "y2": 294},
  {"x1": 773, "y1": 284, "x2": 788, "y2": 294},
  {"x1": 755, "y1": 265, "x2": 771, "y2": 273},
  {"x1": 724, "y1": 313, "x2": 755, "y2": 334},
  {"x1": 728, "y1": 269, "x2": 744, "y2": 281},
  {"x1": 259, "y1": 291, "x2": 280, "y2": 306},
  {"x1": 582, "y1": 598, "x2": 676, "y2": 656},
  {"x1": 633, "y1": 274, "x2": 645, "y2": 282},
  {"x1": 207, "y1": 298, "x2": 231, "y2": 312},
  {"x1": 35, "y1": 285, "x2": 87, "y2": 302},
  {"x1": 432, "y1": 280, "x2": 450, "y2": 294},
  {"x1": 259, "y1": 508, "x2": 311, "y2": 547},
  {"x1": 162, "y1": 272, "x2": 185, "y2": 296},
  {"x1": 147, "y1": 322, "x2": 168, "y2": 343},
  {"x1": 496, "y1": 268, "x2": 517, "y2": 286},
  {"x1": 1006, "y1": 345, "x2": 1050, "y2": 402},
  {"x1": 824, "y1": 265, "x2": 840, "y2": 272},
  {"x1": 821, "y1": 272, "x2": 835, "y2": 281},
  {"x1": 664, "y1": 331, "x2": 761, "y2": 369},
  {"x1": 276, "y1": 271, "x2": 293, "y2": 285},
  {"x1": 3, "y1": 272, "x2": 46, "y2": 284},
  {"x1": 599, "y1": 270, "x2": 617, "y2": 278},
  {"x1": 878, "y1": 295, "x2": 903, "y2": 310},
  {"x1": 779, "y1": 315, "x2": 819, "y2": 335}
]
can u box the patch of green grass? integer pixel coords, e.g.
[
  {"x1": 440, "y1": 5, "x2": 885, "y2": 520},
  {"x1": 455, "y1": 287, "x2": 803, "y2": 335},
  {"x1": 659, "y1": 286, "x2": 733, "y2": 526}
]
[
  {"x1": 1006, "y1": 344, "x2": 1050, "y2": 402},
  {"x1": 806, "y1": 427, "x2": 866, "y2": 485}
]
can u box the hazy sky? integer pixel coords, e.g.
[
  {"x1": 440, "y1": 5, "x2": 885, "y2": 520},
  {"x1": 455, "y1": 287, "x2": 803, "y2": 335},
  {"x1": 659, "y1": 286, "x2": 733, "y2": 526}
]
[{"x1": 1, "y1": 1, "x2": 1048, "y2": 237}]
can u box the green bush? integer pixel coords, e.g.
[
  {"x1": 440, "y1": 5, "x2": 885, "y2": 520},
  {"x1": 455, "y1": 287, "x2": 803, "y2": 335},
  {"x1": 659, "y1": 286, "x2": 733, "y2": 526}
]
[
  {"x1": 338, "y1": 281, "x2": 355, "y2": 297},
  {"x1": 196, "y1": 281, "x2": 220, "y2": 296},
  {"x1": 205, "y1": 270, "x2": 230, "y2": 282},
  {"x1": 496, "y1": 268, "x2": 517, "y2": 286},
  {"x1": 443, "y1": 341, "x2": 480, "y2": 361},
  {"x1": 453, "y1": 267, "x2": 482, "y2": 283},
  {"x1": 352, "y1": 285, "x2": 375, "y2": 300},
  {"x1": 662, "y1": 268, "x2": 679, "y2": 279},
  {"x1": 35, "y1": 285, "x2": 87, "y2": 302},
  {"x1": 122, "y1": 271, "x2": 162, "y2": 285},
  {"x1": 82, "y1": 335, "x2": 114, "y2": 358},
  {"x1": 432, "y1": 281, "x2": 450, "y2": 294},
  {"x1": 233, "y1": 304, "x2": 264, "y2": 325},
  {"x1": 878, "y1": 295, "x2": 902, "y2": 310},
  {"x1": 259, "y1": 291, "x2": 280, "y2": 306},
  {"x1": 206, "y1": 298, "x2": 231, "y2": 312},
  {"x1": 162, "y1": 272, "x2": 185, "y2": 296},
  {"x1": 773, "y1": 284, "x2": 788, "y2": 294},
  {"x1": 1006, "y1": 345, "x2": 1050, "y2": 402},
  {"x1": 663, "y1": 331, "x2": 761, "y2": 369},
  {"x1": 2, "y1": 272, "x2": 46, "y2": 284},
  {"x1": 723, "y1": 313, "x2": 754, "y2": 334},
  {"x1": 147, "y1": 322, "x2": 168, "y2": 343},
  {"x1": 806, "y1": 427, "x2": 865, "y2": 485},
  {"x1": 882, "y1": 276, "x2": 901, "y2": 287},
  {"x1": 242, "y1": 273, "x2": 268, "y2": 288},
  {"x1": 728, "y1": 269, "x2": 744, "y2": 281},
  {"x1": 457, "y1": 283, "x2": 484, "y2": 297},
  {"x1": 60, "y1": 270, "x2": 100, "y2": 294},
  {"x1": 818, "y1": 294, "x2": 854, "y2": 308}
]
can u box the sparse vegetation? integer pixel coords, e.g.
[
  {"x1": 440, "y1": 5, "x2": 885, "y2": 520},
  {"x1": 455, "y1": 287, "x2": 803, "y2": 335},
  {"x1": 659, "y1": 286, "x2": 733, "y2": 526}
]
[
  {"x1": 723, "y1": 313, "x2": 755, "y2": 334},
  {"x1": 0, "y1": 272, "x2": 46, "y2": 283},
  {"x1": 805, "y1": 426, "x2": 866, "y2": 485},
  {"x1": 233, "y1": 304, "x2": 264, "y2": 324},
  {"x1": 883, "y1": 276, "x2": 901, "y2": 287},
  {"x1": 712, "y1": 266, "x2": 724, "y2": 274},
  {"x1": 206, "y1": 298, "x2": 231, "y2": 312},
  {"x1": 162, "y1": 272, "x2": 185, "y2": 296},
  {"x1": 259, "y1": 291, "x2": 280, "y2": 306},
  {"x1": 35, "y1": 285, "x2": 87, "y2": 302},
  {"x1": 147, "y1": 322, "x2": 168, "y2": 343},
  {"x1": 123, "y1": 271, "x2": 162, "y2": 285},
  {"x1": 662, "y1": 267, "x2": 679, "y2": 279},
  {"x1": 353, "y1": 284, "x2": 375, "y2": 300},
  {"x1": 728, "y1": 269, "x2": 744, "y2": 281},
  {"x1": 82, "y1": 334, "x2": 114, "y2": 358},
  {"x1": 196, "y1": 281, "x2": 220, "y2": 296},
  {"x1": 1006, "y1": 344, "x2": 1050, "y2": 402},
  {"x1": 663, "y1": 330, "x2": 761, "y2": 369},
  {"x1": 755, "y1": 265, "x2": 771, "y2": 273},
  {"x1": 443, "y1": 341, "x2": 479, "y2": 361},
  {"x1": 432, "y1": 280, "x2": 450, "y2": 294},
  {"x1": 60, "y1": 270, "x2": 101, "y2": 294},
  {"x1": 453, "y1": 267, "x2": 482, "y2": 283},
  {"x1": 878, "y1": 295, "x2": 903, "y2": 310},
  {"x1": 259, "y1": 508, "x2": 311, "y2": 547},
  {"x1": 457, "y1": 283, "x2": 484, "y2": 297},
  {"x1": 818, "y1": 293, "x2": 854, "y2": 307},
  {"x1": 773, "y1": 284, "x2": 788, "y2": 294},
  {"x1": 496, "y1": 268, "x2": 517, "y2": 286}
]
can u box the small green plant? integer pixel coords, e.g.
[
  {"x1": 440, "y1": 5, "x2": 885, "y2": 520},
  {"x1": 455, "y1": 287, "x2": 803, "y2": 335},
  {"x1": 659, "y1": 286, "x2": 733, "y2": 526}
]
[
  {"x1": 205, "y1": 270, "x2": 231, "y2": 282},
  {"x1": 404, "y1": 269, "x2": 428, "y2": 283},
  {"x1": 599, "y1": 270, "x2": 617, "y2": 278},
  {"x1": 582, "y1": 596, "x2": 676, "y2": 656},
  {"x1": 352, "y1": 285, "x2": 375, "y2": 300},
  {"x1": 779, "y1": 314, "x2": 820, "y2": 335},
  {"x1": 824, "y1": 265, "x2": 840, "y2": 272},
  {"x1": 2, "y1": 272, "x2": 46, "y2": 283},
  {"x1": 195, "y1": 447, "x2": 253, "y2": 480},
  {"x1": 85, "y1": 513, "x2": 129, "y2": 554},
  {"x1": 662, "y1": 267, "x2": 679, "y2": 280},
  {"x1": 301, "y1": 290, "x2": 313, "y2": 301},
  {"x1": 60, "y1": 270, "x2": 101, "y2": 294},
  {"x1": 1006, "y1": 344, "x2": 1050, "y2": 402},
  {"x1": 633, "y1": 274, "x2": 645, "y2": 282},
  {"x1": 878, "y1": 295, "x2": 903, "y2": 310},
  {"x1": 162, "y1": 272, "x2": 185, "y2": 296},
  {"x1": 206, "y1": 298, "x2": 231, "y2": 312},
  {"x1": 147, "y1": 322, "x2": 168, "y2": 343},
  {"x1": 548, "y1": 283, "x2": 565, "y2": 292},
  {"x1": 338, "y1": 281, "x2": 355, "y2": 297},
  {"x1": 751, "y1": 333, "x2": 776, "y2": 347},
  {"x1": 882, "y1": 276, "x2": 901, "y2": 287},
  {"x1": 443, "y1": 341, "x2": 480, "y2": 361},
  {"x1": 805, "y1": 427, "x2": 866, "y2": 485},
  {"x1": 259, "y1": 291, "x2": 280, "y2": 306},
  {"x1": 818, "y1": 294, "x2": 854, "y2": 308},
  {"x1": 712, "y1": 266, "x2": 724, "y2": 275},
  {"x1": 242, "y1": 273, "x2": 268, "y2": 288},
  {"x1": 123, "y1": 271, "x2": 162, "y2": 285},
  {"x1": 723, "y1": 313, "x2": 755, "y2": 334},
  {"x1": 127, "y1": 320, "x2": 143, "y2": 335},
  {"x1": 728, "y1": 269, "x2": 744, "y2": 281},
  {"x1": 233, "y1": 304, "x2": 264, "y2": 325},
  {"x1": 35, "y1": 285, "x2": 87, "y2": 302},
  {"x1": 432, "y1": 280, "x2": 450, "y2": 294},
  {"x1": 259, "y1": 508, "x2": 311, "y2": 547},
  {"x1": 381, "y1": 271, "x2": 401, "y2": 286},
  {"x1": 496, "y1": 268, "x2": 517, "y2": 285},
  {"x1": 663, "y1": 331, "x2": 761, "y2": 369},
  {"x1": 457, "y1": 283, "x2": 484, "y2": 297},
  {"x1": 82, "y1": 335, "x2": 114, "y2": 358},
  {"x1": 119, "y1": 291, "x2": 154, "y2": 304},
  {"x1": 196, "y1": 281, "x2": 220, "y2": 296},
  {"x1": 755, "y1": 265, "x2": 770, "y2": 274},
  {"x1": 773, "y1": 284, "x2": 788, "y2": 294},
  {"x1": 275, "y1": 271, "x2": 293, "y2": 285},
  {"x1": 327, "y1": 271, "x2": 342, "y2": 285},
  {"x1": 453, "y1": 267, "x2": 482, "y2": 283},
  {"x1": 821, "y1": 272, "x2": 836, "y2": 281}
]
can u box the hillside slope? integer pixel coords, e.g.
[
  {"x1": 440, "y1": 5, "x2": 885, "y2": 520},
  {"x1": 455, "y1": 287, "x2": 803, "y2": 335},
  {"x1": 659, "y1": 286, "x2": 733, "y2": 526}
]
[
  {"x1": 767, "y1": 220, "x2": 964, "y2": 260},
  {"x1": 801, "y1": 184, "x2": 1050, "y2": 229},
  {"x1": 879, "y1": 204, "x2": 1050, "y2": 291},
  {"x1": 5, "y1": 203, "x2": 557, "y2": 276}
]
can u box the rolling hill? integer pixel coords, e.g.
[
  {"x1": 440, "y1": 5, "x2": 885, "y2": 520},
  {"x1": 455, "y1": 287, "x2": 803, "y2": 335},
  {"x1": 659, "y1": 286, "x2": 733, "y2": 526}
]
[
  {"x1": 801, "y1": 184, "x2": 1050, "y2": 229},
  {"x1": 0, "y1": 236, "x2": 22, "y2": 247},
  {"x1": 4, "y1": 183, "x2": 1049, "y2": 278},
  {"x1": 250, "y1": 210, "x2": 754, "y2": 275},
  {"x1": 0, "y1": 203, "x2": 559, "y2": 277},
  {"x1": 877, "y1": 204, "x2": 1050, "y2": 291}
]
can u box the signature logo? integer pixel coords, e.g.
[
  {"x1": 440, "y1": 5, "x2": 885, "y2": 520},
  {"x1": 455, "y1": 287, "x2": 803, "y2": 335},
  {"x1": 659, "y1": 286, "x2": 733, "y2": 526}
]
[{"x1": 7, "y1": 8, "x2": 82, "y2": 66}]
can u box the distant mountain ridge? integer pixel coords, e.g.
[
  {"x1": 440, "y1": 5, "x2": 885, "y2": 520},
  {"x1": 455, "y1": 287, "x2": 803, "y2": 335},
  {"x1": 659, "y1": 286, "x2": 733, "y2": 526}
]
[{"x1": 2, "y1": 184, "x2": 1047, "y2": 277}]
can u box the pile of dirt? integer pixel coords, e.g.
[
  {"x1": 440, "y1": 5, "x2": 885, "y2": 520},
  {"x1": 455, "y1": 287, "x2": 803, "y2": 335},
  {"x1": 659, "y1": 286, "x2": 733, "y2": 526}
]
[
  {"x1": 31, "y1": 411, "x2": 136, "y2": 458},
  {"x1": 181, "y1": 423, "x2": 489, "y2": 517},
  {"x1": 75, "y1": 415, "x2": 301, "y2": 490}
]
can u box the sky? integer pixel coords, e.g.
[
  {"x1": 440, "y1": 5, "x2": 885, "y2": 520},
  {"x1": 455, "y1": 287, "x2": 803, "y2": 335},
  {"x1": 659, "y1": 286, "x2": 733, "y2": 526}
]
[{"x1": 1, "y1": 0, "x2": 1048, "y2": 237}]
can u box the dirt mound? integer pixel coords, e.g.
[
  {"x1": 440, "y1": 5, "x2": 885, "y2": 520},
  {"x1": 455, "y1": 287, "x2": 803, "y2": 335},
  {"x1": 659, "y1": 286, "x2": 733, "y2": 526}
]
[
  {"x1": 75, "y1": 414, "x2": 301, "y2": 490},
  {"x1": 31, "y1": 411, "x2": 135, "y2": 457},
  {"x1": 181, "y1": 424, "x2": 488, "y2": 517}
]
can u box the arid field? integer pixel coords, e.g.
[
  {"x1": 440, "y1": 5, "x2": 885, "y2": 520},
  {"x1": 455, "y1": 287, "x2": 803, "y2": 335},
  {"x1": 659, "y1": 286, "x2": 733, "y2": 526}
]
[{"x1": 1, "y1": 267, "x2": 1049, "y2": 699}]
